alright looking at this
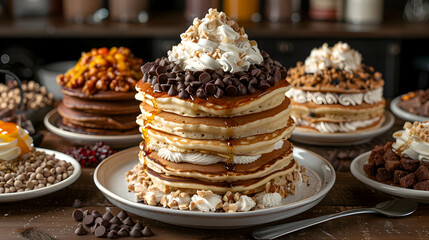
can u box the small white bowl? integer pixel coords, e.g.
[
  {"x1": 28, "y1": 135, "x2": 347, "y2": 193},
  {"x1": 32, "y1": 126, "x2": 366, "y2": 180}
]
[{"x1": 37, "y1": 61, "x2": 76, "y2": 100}]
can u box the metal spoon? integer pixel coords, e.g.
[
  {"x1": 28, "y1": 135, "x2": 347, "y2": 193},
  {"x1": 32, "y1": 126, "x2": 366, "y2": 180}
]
[{"x1": 252, "y1": 199, "x2": 418, "y2": 240}]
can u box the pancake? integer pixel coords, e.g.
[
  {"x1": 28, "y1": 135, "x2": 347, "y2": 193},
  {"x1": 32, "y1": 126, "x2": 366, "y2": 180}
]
[
  {"x1": 58, "y1": 118, "x2": 139, "y2": 135},
  {"x1": 62, "y1": 87, "x2": 136, "y2": 100},
  {"x1": 290, "y1": 99, "x2": 385, "y2": 123},
  {"x1": 58, "y1": 102, "x2": 138, "y2": 130},
  {"x1": 135, "y1": 80, "x2": 290, "y2": 117},
  {"x1": 142, "y1": 117, "x2": 295, "y2": 156},
  {"x1": 141, "y1": 140, "x2": 293, "y2": 182},
  {"x1": 146, "y1": 160, "x2": 296, "y2": 194},
  {"x1": 294, "y1": 115, "x2": 384, "y2": 133},
  {"x1": 137, "y1": 98, "x2": 291, "y2": 140},
  {"x1": 62, "y1": 95, "x2": 140, "y2": 115}
]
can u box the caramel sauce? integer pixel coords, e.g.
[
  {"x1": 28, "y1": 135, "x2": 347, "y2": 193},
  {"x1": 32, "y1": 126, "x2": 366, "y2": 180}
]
[
  {"x1": 0, "y1": 121, "x2": 31, "y2": 157},
  {"x1": 141, "y1": 98, "x2": 161, "y2": 167}
]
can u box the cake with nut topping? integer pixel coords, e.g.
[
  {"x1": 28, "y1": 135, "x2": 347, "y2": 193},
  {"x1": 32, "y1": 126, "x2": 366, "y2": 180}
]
[
  {"x1": 126, "y1": 9, "x2": 307, "y2": 212},
  {"x1": 286, "y1": 42, "x2": 385, "y2": 133}
]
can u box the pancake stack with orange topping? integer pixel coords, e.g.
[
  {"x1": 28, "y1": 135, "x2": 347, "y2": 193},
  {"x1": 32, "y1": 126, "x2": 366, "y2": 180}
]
[
  {"x1": 286, "y1": 42, "x2": 385, "y2": 133},
  {"x1": 56, "y1": 47, "x2": 143, "y2": 135},
  {"x1": 126, "y1": 9, "x2": 306, "y2": 212}
]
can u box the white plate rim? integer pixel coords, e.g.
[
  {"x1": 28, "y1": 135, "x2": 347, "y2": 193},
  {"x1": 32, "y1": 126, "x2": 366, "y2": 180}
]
[
  {"x1": 292, "y1": 110, "x2": 394, "y2": 138},
  {"x1": 44, "y1": 109, "x2": 141, "y2": 141},
  {"x1": 390, "y1": 96, "x2": 429, "y2": 122},
  {"x1": 93, "y1": 146, "x2": 336, "y2": 218},
  {"x1": 351, "y1": 151, "x2": 429, "y2": 198},
  {"x1": 0, "y1": 148, "x2": 81, "y2": 202}
]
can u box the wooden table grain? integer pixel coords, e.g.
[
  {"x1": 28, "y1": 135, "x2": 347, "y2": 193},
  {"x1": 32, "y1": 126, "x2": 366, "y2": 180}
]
[{"x1": 1, "y1": 115, "x2": 428, "y2": 240}]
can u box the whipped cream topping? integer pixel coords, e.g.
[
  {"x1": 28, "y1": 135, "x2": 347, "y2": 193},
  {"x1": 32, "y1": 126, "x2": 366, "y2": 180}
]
[
  {"x1": 393, "y1": 121, "x2": 429, "y2": 161},
  {"x1": 304, "y1": 42, "x2": 362, "y2": 73},
  {"x1": 190, "y1": 192, "x2": 222, "y2": 212},
  {"x1": 156, "y1": 140, "x2": 284, "y2": 165},
  {"x1": 256, "y1": 192, "x2": 282, "y2": 208},
  {"x1": 168, "y1": 8, "x2": 263, "y2": 73},
  {"x1": 0, "y1": 121, "x2": 33, "y2": 161},
  {"x1": 286, "y1": 87, "x2": 383, "y2": 106},
  {"x1": 294, "y1": 117, "x2": 381, "y2": 133},
  {"x1": 235, "y1": 195, "x2": 256, "y2": 212}
]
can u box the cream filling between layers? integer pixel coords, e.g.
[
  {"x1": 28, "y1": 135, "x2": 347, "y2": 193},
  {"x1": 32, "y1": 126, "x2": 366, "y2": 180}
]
[
  {"x1": 286, "y1": 87, "x2": 383, "y2": 106},
  {"x1": 294, "y1": 116, "x2": 381, "y2": 133}
]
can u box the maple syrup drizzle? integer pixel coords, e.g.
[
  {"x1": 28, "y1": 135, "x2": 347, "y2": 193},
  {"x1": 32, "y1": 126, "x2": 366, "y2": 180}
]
[{"x1": 141, "y1": 97, "x2": 161, "y2": 167}]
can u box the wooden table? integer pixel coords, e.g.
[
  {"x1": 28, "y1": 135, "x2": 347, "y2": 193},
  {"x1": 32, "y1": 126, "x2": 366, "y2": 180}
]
[{"x1": 1, "y1": 114, "x2": 428, "y2": 240}]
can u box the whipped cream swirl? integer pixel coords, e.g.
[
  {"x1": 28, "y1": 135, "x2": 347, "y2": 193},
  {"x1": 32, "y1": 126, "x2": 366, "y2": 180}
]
[
  {"x1": 190, "y1": 192, "x2": 222, "y2": 212},
  {"x1": 393, "y1": 121, "x2": 429, "y2": 161},
  {"x1": 235, "y1": 195, "x2": 256, "y2": 212},
  {"x1": 256, "y1": 192, "x2": 282, "y2": 208},
  {"x1": 168, "y1": 8, "x2": 263, "y2": 73},
  {"x1": 304, "y1": 42, "x2": 362, "y2": 73},
  {"x1": 294, "y1": 117, "x2": 381, "y2": 133},
  {"x1": 0, "y1": 122, "x2": 33, "y2": 161},
  {"x1": 157, "y1": 140, "x2": 284, "y2": 165},
  {"x1": 286, "y1": 88, "x2": 383, "y2": 106}
]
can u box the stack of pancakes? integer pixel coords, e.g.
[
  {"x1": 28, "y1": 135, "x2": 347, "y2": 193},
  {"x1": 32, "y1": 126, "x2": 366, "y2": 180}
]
[
  {"x1": 286, "y1": 42, "x2": 385, "y2": 133},
  {"x1": 135, "y1": 78, "x2": 295, "y2": 195},
  {"x1": 58, "y1": 88, "x2": 140, "y2": 135}
]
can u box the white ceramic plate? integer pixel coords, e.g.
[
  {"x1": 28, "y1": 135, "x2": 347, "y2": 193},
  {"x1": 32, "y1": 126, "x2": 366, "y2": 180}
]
[
  {"x1": 44, "y1": 109, "x2": 141, "y2": 148},
  {"x1": 0, "y1": 148, "x2": 81, "y2": 202},
  {"x1": 351, "y1": 151, "x2": 429, "y2": 203},
  {"x1": 290, "y1": 111, "x2": 395, "y2": 146},
  {"x1": 390, "y1": 96, "x2": 429, "y2": 122},
  {"x1": 94, "y1": 146, "x2": 335, "y2": 229}
]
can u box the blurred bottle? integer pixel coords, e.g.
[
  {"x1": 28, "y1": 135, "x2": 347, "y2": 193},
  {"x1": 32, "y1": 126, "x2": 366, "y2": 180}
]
[
  {"x1": 185, "y1": 0, "x2": 219, "y2": 21},
  {"x1": 309, "y1": 0, "x2": 343, "y2": 21},
  {"x1": 63, "y1": 0, "x2": 104, "y2": 24},
  {"x1": 345, "y1": 0, "x2": 383, "y2": 24},
  {"x1": 403, "y1": 0, "x2": 429, "y2": 23},
  {"x1": 109, "y1": 0, "x2": 149, "y2": 23},
  {"x1": 224, "y1": 0, "x2": 261, "y2": 22},
  {"x1": 265, "y1": 0, "x2": 301, "y2": 22}
]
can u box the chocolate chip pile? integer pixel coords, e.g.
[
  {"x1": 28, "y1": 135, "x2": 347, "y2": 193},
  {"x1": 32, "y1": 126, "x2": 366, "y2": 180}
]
[
  {"x1": 0, "y1": 150, "x2": 74, "y2": 193},
  {"x1": 0, "y1": 80, "x2": 54, "y2": 111},
  {"x1": 287, "y1": 63, "x2": 383, "y2": 91},
  {"x1": 363, "y1": 142, "x2": 429, "y2": 190},
  {"x1": 398, "y1": 88, "x2": 429, "y2": 117},
  {"x1": 72, "y1": 208, "x2": 153, "y2": 238},
  {"x1": 140, "y1": 50, "x2": 287, "y2": 99}
]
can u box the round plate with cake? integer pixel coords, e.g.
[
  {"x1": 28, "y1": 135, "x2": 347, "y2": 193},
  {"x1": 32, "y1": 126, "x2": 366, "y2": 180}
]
[
  {"x1": 94, "y1": 146, "x2": 335, "y2": 228},
  {"x1": 391, "y1": 95, "x2": 429, "y2": 122}
]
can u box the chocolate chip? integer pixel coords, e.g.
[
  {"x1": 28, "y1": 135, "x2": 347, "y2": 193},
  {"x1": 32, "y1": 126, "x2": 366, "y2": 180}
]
[
  {"x1": 158, "y1": 59, "x2": 166, "y2": 67},
  {"x1": 161, "y1": 84, "x2": 170, "y2": 92},
  {"x1": 92, "y1": 210, "x2": 102, "y2": 218},
  {"x1": 141, "y1": 63, "x2": 153, "y2": 74},
  {"x1": 130, "y1": 228, "x2": 142, "y2": 238},
  {"x1": 178, "y1": 88, "x2": 189, "y2": 99},
  {"x1": 185, "y1": 85, "x2": 194, "y2": 95},
  {"x1": 223, "y1": 77, "x2": 232, "y2": 86},
  {"x1": 251, "y1": 68, "x2": 262, "y2": 77},
  {"x1": 142, "y1": 73, "x2": 149, "y2": 82},
  {"x1": 190, "y1": 81, "x2": 201, "y2": 88},
  {"x1": 215, "y1": 69, "x2": 224, "y2": 77},
  {"x1": 261, "y1": 50, "x2": 269, "y2": 58},
  {"x1": 153, "y1": 83, "x2": 161, "y2": 92},
  {"x1": 205, "y1": 83, "x2": 216, "y2": 96},
  {"x1": 96, "y1": 217, "x2": 110, "y2": 228},
  {"x1": 168, "y1": 85, "x2": 178, "y2": 96},
  {"x1": 248, "y1": 83, "x2": 256, "y2": 94},
  {"x1": 214, "y1": 78, "x2": 224, "y2": 88},
  {"x1": 75, "y1": 223, "x2": 87, "y2": 235},
  {"x1": 215, "y1": 87, "x2": 224, "y2": 98},
  {"x1": 196, "y1": 88, "x2": 207, "y2": 98},
  {"x1": 274, "y1": 70, "x2": 281, "y2": 82},
  {"x1": 107, "y1": 230, "x2": 118, "y2": 239},
  {"x1": 280, "y1": 70, "x2": 287, "y2": 79},
  {"x1": 175, "y1": 75, "x2": 184, "y2": 82},
  {"x1": 267, "y1": 76, "x2": 275, "y2": 86},
  {"x1": 109, "y1": 216, "x2": 122, "y2": 225},
  {"x1": 149, "y1": 65, "x2": 157, "y2": 76},
  {"x1": 238, "y1": 84, "x2": 247, "y2": 95},
  {"x1": 123, "y1": 216, "x2": 135, "y2": 226},
  {"x1": 239, "y1": 75, "x2": 249, "y2": 84},
  {"x1": 132, "y1": 222, "x2": 144, "y2": 231},
  {"x1": 258, "y1": 80, "x2": 270, "y2": 90},
  {"x1": 211, "y1": 72, "x2": 219, "y2": 80},
  {"x1": 110, "y1": 223, "x2": 120, "y2": 231},
  {"x1": 103, "y1": 212, "x2": 114, "y2": 221},
  {"x1": 226, "y1": 85, "x2": 238, "y2": 97},
  {"x1": 118, "y1": 228, "x2": 129, "y2": 237},
  {"x1": 82, "y1": 215, "x2": 94, "y2": 226},
  {"x1": 157, "y1": 74, "x2": 168, "y2": 84},
  {"x1": 72, "y1": 209, "x2": 84, "y2": 221},
  {"x1": 91, "y1": 223, "x2": 100, "y2": 233},
  {"x1": 165, "y1": 72, "x2": 175, "y2": 78},
  {"x1": 120, "y1": 225, "x2": 131, "y2": 231},
  {"x1": 194, "y1": 71, "x2": 203, "y2": 77},
  {"x1": 172, "y1": 65, "x2": 183, "y2": 73},
  {"x1": 185, "y1": 74, "x2": 195, "y2": 82},
  {"x1": 95, "y1": 225, "x2": 107, "y2": 238},
  {"x1": 232, "y1": 78, "x2": 240, "y2": 86},
  {"x1": 177, "y1": 81, "x2": 185, "y2": 90},
  {"x1": 142, "y1": 226, "x2": 153, "y2": 237},
  {"x1": 73, "y1": 199, "x2": 83, "y2": 208},
  {"x1": 167, "y1": 78, "x2": 177, "y2": 85},
  {"x1": 83, "y1": 210, "x2": 90, "y2": 216}
]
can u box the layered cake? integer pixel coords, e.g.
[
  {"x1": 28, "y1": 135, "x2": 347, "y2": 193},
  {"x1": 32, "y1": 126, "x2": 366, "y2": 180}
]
[
  {"x1": 56, "y1": 47, "x2": 143, "y2": 135},
  {"x1": 286, "y1": 42, "x2": 385, "y2": 133},
  {"x1": 363, "y1": 121, "x2": 429, "y2": 190},
  {"x1": 126, "y1": 9, "x2": 307, "y2": 212}
]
